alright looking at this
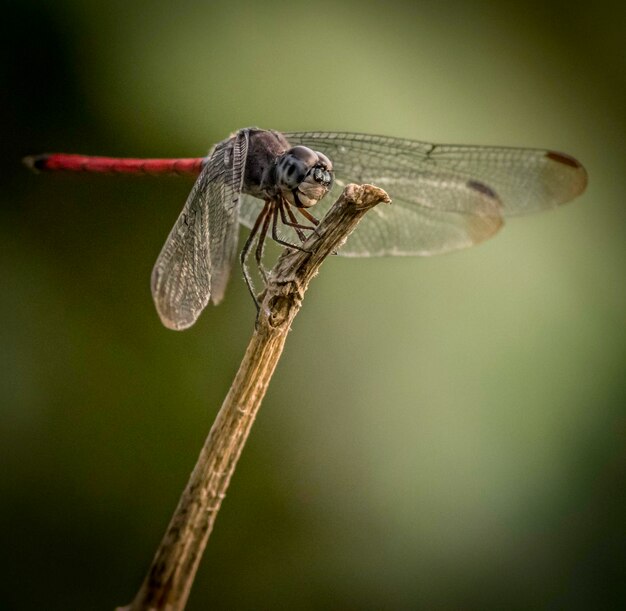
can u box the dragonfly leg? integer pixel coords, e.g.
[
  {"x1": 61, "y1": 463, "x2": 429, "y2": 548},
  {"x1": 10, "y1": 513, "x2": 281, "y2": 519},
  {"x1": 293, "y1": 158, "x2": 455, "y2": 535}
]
[
  {"x1": 241, "y1": 201, "x2": 270, "y2": 309},
  {"x1": 254, "y1": 203, "x2": 273, "y2": 284},
  {"x1": 295, "y1": 206, "x2": 324, "y2": 239},
  {"x1": 272, "y1": 201, "x2": 315, "y2": 253},
  {"x1": 278, "y1": 200, "x2": 307, "y2": 242},
  {"x1": 273, "y1": 202, "x2": 311, "y2": 252},
  {"x1": 296, "y1": 207, "x2": 320, "y2": 226},
  {"x1": 278, "y1": 199, "x2": 316, "y2": 238}
]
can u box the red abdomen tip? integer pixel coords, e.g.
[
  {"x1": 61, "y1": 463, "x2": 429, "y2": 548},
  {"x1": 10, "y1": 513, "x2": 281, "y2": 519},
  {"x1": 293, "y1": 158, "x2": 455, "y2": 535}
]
[{"x1": 22, "y1": 154, "x2": 50, "y2": 171}]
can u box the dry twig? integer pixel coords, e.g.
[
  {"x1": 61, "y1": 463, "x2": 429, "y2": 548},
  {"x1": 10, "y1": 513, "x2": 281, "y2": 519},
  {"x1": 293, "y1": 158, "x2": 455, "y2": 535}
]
[{"x1": 118, "y1": 183, "x2": 390, "y2": 611}]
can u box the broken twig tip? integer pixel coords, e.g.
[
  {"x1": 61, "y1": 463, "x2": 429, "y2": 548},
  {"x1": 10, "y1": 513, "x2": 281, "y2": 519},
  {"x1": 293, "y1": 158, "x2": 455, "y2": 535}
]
[{"x1": 344, "y1": 183, "x2": 392, "y2": 210}]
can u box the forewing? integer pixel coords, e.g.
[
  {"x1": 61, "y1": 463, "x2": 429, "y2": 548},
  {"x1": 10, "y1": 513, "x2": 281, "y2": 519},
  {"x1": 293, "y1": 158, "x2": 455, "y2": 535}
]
[
  {"x1": 285, "y1": 132, "x2": 587, "y2": 216},
  {"x1": 151, "y1": 131, "x2": 248, "y2": 329}
]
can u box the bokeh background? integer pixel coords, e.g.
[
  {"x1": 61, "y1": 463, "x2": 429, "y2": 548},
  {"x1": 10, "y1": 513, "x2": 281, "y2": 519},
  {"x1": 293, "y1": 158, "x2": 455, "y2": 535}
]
[{"x1": 2, "y1": 0, "x2": 624, "y2": 609}]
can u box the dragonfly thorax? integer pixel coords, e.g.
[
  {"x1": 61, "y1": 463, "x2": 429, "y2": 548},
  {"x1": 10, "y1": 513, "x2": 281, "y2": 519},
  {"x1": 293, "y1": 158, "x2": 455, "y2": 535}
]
[{"x1": 275, "y1": 146, "x2": 333, "y2": 208}]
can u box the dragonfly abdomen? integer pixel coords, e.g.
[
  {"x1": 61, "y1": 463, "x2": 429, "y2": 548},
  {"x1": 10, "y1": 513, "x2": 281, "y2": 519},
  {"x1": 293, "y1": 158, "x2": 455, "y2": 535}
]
[{"x1": 23, "y1": 153, "x2": 205, "y2": 175}]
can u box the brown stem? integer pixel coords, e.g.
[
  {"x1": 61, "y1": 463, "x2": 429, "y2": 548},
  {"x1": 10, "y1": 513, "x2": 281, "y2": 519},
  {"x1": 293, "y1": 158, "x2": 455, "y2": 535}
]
[{"x1": 118, "y1": 184, "x2": 390, "y2": 611}]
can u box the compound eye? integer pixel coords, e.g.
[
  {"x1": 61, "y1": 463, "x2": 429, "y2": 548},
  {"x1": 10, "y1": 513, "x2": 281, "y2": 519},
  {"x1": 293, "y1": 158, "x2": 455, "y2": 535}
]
[
  {"x1": 315, "y1": 151, "x2": 332, "y2": 171},
  {"x1": 312, "y1": 166, "x2": 333, "y2": 187},
  {"x1": 276, "y1": 151, "x2": 312, "y2": 189}
]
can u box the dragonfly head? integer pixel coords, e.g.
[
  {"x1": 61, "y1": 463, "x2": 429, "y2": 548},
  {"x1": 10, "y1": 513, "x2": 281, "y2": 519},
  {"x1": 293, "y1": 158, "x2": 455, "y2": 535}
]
[{"x1": 276, "y1": 146, "x2": 333, "y2": 208}]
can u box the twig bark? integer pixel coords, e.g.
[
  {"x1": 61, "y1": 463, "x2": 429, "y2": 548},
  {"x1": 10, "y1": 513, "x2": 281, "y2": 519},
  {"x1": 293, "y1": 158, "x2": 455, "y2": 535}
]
[{"x1": 118, "y1": 184, "x2": 390, "y2": 611}]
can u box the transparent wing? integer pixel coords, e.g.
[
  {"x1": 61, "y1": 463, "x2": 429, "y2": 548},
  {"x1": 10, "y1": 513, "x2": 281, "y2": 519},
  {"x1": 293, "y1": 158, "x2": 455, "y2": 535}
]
[
  {"x1": 151, "y1": 130, "x2": 248, "y2": 329},
  {"x1": 207, "y1": 130, "x2": 248, "y2": 304},
  {"x1": 238, "y1": 132, "x2": 587, "y2": 257}
]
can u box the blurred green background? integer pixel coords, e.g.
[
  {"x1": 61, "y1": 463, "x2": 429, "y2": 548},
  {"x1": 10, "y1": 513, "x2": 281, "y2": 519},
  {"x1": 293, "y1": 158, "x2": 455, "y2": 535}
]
[{"x1": 2, "y1": 0, "x2": 624, "y2": 609}]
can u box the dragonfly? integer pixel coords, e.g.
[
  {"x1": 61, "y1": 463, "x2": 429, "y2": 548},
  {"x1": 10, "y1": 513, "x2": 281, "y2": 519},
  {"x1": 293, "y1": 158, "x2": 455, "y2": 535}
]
[{"x1": 24, "y1": 127, "x2": 588, "y2": 330}]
